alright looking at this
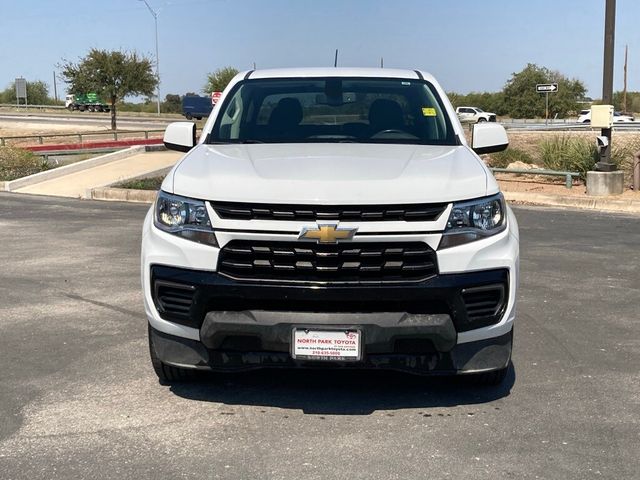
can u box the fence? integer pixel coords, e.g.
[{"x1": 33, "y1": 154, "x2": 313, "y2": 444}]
[
  {"x1": 0, "y1": 129, "x2": 166, "y2": 147},
  {"x1": 491, "y1": 167, "x2": 580, "y2": 189}
]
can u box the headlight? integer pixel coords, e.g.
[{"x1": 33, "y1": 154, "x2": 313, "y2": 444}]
[
  {"x1": 154, "y1": 191, "x2": 218, "y2": 246},
  {"x1": 439, "y1": 193, "x2": 506, "y2": 249}
]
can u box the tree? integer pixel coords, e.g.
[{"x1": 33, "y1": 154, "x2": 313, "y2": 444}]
[
  {"x1": 448, "y1": 91, "x2": 507, "y2": 115},
  {"x1": 612, "y1": 91, "x2": 640, "y2": 113},
  {"x1": 162, "y1": 94, "x2": 182, "y2": 114},
  {"x1": 203, "y1": 67, "x2": 239, "y2": 94},
  {"x1": 60, "y1": 49, "x2": 158, "y2": 130},
  {"x1": 0, "y1": 80, "x2": 53, "y2": 105},
  {"x1": 502, "y1": 63, "x2": 586, "y2": 119}
]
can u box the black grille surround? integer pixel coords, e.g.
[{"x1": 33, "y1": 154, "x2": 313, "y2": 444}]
[
  {"x1": 211, "y1": 201, "x2": 447, "y2": 223},
  {"x1": 217, "y1": 240, "x2": 438, "y2": 284},
  {"x1": 149, "y1": 265, "x2": 509, "y2": 332}
]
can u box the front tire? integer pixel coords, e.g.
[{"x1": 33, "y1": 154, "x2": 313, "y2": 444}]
[
  {"x1": 148, "y1": 325, "x2": 199, "y2": 383},
  {"x1": 477, "y1": 117, "x2": 487, "y2": 123}
]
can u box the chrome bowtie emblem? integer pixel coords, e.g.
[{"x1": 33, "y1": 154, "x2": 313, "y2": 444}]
[{"x1": 298, "y1": 224, "x2": 358, "y2": 243}]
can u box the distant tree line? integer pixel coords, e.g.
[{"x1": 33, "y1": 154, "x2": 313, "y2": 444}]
[
  {"x1": 0, "y1": 80, "x2": 61, "y2": 106},
  {"x1": 7, "y1": 62, "x2": 636, "y2": 119}
]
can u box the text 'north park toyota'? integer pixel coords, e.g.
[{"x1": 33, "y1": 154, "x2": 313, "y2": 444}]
[{"x1": 142, "y1": 68, "x2": 519, "y2": 386}]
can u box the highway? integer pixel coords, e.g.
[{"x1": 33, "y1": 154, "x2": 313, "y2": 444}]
[
  {"x1": 0, "y1": 111, "x2": 177, "y2": 131},
  {"x1": 1, "y1": 111, "x2": 638, "y2": 132}
]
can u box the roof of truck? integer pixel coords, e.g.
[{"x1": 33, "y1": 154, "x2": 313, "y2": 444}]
[{"x1": 245, "y1": 67, "x2": 437, "y2": 83}]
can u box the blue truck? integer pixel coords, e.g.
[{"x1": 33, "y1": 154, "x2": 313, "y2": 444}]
[{"x1": 182, "y1": 96, "x2": 213, "y2": 120}]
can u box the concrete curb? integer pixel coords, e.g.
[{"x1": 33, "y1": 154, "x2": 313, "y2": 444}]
[
  {"x1": 85, "y1": 164, "x2": 172, "y2": 199},
  {"x1": 504, "y1": 191, "x2": 640, "y2": 214},
  {"x1": 90, "y1": 187, "x2": 157, "y2": 203},
  {"x1": 4, "y1": 146, "x2": 145, "y2": 191}
]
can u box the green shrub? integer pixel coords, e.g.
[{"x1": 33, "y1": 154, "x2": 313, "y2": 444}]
[
  {"x1": 115, "y1": 176, "x2": 164, "y2": 190},
  {"x1": 539, "y1": 135, "x2": 600, "y2": 179},
  {"x1": 487, "y1": 148, "x2": 535, "y2": 168},
  {"x1": 0, "y1": 147, "x2": 50, "y2": 181}
]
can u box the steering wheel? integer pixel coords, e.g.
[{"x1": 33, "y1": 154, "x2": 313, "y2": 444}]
[{"x1": 371, "y1": 128, "x2": 417, "y2": 139}]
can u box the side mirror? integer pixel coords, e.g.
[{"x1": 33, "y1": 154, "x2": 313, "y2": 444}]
[
  {"x1": 471, "y1": 122, "x2": 508, "y2": 154},
  {"x1": 164, "y1": 122, "x2": 196, "y2": 152}
]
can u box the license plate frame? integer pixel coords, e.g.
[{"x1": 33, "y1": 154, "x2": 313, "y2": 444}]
[{"x1": 291, "y1": 328, "x2": 362, "y2": 362}]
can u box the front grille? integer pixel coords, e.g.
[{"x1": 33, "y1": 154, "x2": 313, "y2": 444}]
[
  {"x1": 211, "y1": 201, "x2": 447, "y2": 222},
  {"x1": 461, "y1": 284, "x2": 505, "y2": 323},
  {"x1": 153, "y1": 280, "x2": 196, "y2": 323},
  {"x1": 218, "y1": 241, "x2": 438, "y2": 283}
]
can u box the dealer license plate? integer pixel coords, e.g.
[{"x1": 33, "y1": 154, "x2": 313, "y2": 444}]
[{"x1": 292, "y1": 329, "x2": 362, "y2": 361}]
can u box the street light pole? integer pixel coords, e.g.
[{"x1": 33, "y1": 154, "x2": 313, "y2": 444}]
[{"x1": 139, "y1": 0, "x2": 160, "y2": 116}]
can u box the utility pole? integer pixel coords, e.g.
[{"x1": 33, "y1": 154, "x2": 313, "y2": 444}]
[
  {"x1": 53, "y1": 71, "x2": 58, "y2": 103},
  {"x1": 334, "y1": 49, "x2": 338, "y2": 67},
  {"x1": 380, "y1": 57, "x2": 384, "y2": 68},
  {"x1": 622, "y1": 44, "x2": 628, "y2": 113},
  {"x1": 139, "y1": 0, "x2": 161, "y2": 116},
  {"x1": 597, "y1": 0, "x2": 616, "y2": 172}
]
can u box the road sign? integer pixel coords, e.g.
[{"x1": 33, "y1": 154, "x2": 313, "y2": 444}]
[
  {"x1": 536, "y1": 83, "x2": 558, "y2": 93},
  {"x1": 15, "y1": 78, "x2": 27, "y2": 98},
  {"x1": 211, "y1": 91, "x2": 222, "y2": 105}
]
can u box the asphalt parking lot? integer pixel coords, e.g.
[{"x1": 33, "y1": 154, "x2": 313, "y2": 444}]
[{"x1": 0, "y1": 192, "x2": 638, "y2": 479}]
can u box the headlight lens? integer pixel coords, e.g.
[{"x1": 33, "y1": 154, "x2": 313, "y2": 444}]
[
  {"x1": 154, "y1": 191, "x2": 218, "y2": 246},
  {"x1": 439, "y1": 193, "x2": 506, "y2": 249}
]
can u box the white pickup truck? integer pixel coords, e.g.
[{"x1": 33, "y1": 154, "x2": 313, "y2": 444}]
[
  {"x1": 143, "y1": 68, "x2": 519, "y2": 386},
  {"x1": 456, "y1": 106, "x2": 497, "y2": 123}
]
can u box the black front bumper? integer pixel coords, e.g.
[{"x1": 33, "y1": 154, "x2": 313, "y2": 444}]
[
  {"x1": 150, "y1": 325, "x2": 512, "y2": 375},
  {"x1": 149, "y1": 265, "x2": 511, "y2": 374}
]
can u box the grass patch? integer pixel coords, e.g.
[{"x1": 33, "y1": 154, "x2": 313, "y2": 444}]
[
  {"x1": 487, "y1": 148, "x2": 535, "y2": 168},
  {"x1": 115, "y1": 176, "x2": 164, "y2": 190},
  {"x1": 0, "y1": 147, "x2": 51, "y2": 181},
  {"x1": 539, "y1": 135, "x2": 600, "y2": 179}
]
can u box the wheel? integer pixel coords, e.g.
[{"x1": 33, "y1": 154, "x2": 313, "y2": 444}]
[
  {"x1": 185, "y1": 112, "x2": 193, "y2": 120},
  {"x1": 477, "y1": 117, "x2": 487, "y2": 122},
  {"x1": 196, "y1": 116, "x2": 203, "y2": 120},
  {"x1": 88, "y1": 105, "x2": 95, "y2": 112},
  {"x1": 148, "y1": 325, "x2": 199, "y2": 384},
  {"x1": 79, "y1": 105, "x2": 86, "y2": 112},
  {"x1": 67, "y1": 105, "x2": 74, "y2": 111}
]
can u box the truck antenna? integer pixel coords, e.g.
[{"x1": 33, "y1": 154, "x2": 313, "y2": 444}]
[{"x1": 334, "y1": 49, "x2": 338, "y2": 67}]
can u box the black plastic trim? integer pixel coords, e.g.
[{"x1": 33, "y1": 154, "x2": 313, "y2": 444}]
[{"x1": 150, "y1": 265, "x2": 509, "y2": 332}]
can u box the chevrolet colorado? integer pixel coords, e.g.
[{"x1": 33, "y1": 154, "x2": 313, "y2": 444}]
[{"x1": 142, "y1": 68, "x2": 519, "y2": 385}]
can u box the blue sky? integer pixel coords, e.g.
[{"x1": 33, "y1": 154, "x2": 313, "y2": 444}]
[{"x1": 1, "y1": 0, "x2": 638, "y2": 100}]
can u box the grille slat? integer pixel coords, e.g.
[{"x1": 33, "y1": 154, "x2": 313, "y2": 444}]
[
  {"x1": 212, "y1": 202, "x2": 447, "y2": 222},
  {"x1": 154, "y1": 281, "x2": 196, "y2": 320},
  {"x1": 218, "y1": 241, "x2": 438, "y2": 283},
  {"x1": 461, "y1": 285, "x2": 505, "y2": 321}
]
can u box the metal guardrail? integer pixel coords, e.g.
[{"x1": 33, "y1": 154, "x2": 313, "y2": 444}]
[
  {"x1": 33, "y1": 148, "x2": 120, "y2": 163},
  {"x1": 0, "y1": 129, "x2": 165, "y2": 146},
  {"x1": 491, "y1": 167, "x2": 580, "y2": 189}
]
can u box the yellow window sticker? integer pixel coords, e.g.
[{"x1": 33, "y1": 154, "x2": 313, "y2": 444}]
[{"x1": 422, "y1": 107, "x2": 437, "y2": 117}]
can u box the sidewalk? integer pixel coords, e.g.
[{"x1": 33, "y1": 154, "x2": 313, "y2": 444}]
[{"x1": 15, "y1": 150, "x2": 181, "y2": 198}]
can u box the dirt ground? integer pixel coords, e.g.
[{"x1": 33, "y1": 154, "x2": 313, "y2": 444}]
[
  {"x1": 496, "y1": 176, "x2": 640, "y2": 198},
  {"x1": 0, "y1": 120, "x2": 109, "y2": 137},
  {"x1": 0, "y1": 120, "x2": 162, "y2": 147}
]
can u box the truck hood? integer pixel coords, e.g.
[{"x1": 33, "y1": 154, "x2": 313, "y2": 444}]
[{"x1": 169, "y1": 143, "x2": 491, "y2": 204}]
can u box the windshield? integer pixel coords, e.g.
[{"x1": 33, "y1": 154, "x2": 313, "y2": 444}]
[{"x1": 209, "y1": 77, "x2": 457, "y2": 145}]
